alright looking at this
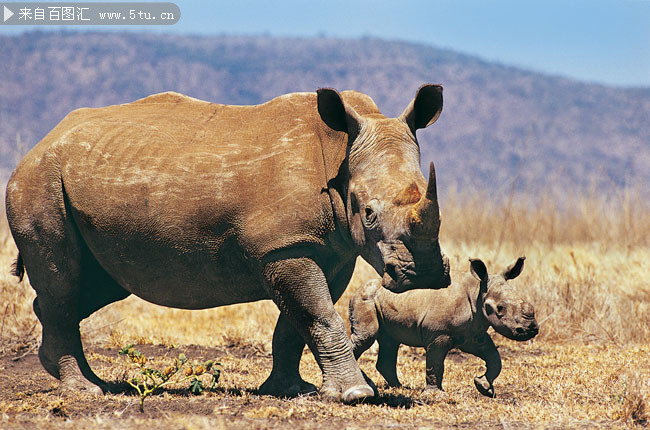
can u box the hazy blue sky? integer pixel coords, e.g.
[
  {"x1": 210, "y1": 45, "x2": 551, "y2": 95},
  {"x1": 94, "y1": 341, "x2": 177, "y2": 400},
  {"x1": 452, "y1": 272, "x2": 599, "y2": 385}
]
[{"x1": 3, "y1": 0, "x2": 649, "y2": 87}]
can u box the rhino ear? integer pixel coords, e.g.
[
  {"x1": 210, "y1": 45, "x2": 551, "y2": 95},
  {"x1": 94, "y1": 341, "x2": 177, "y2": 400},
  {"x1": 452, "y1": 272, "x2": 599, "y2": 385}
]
[
  {"x1": 317, "y1": 88, "x2": 363, "y2": 140},
  {"x1": 399, "y1": 84, "x2": 443, "y2": 135},
  {"x1": 469, "y1": 258, "x2": 488, "y2": 283},
  {"x1": 503, "y1": 256, "x2": 526, "y2": 280}
]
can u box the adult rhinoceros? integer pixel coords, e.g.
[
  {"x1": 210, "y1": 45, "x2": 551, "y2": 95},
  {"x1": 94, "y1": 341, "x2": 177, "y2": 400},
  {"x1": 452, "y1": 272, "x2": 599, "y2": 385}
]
[{"x1": 6, "y1": 85, "x2": 450, "y2": 403}]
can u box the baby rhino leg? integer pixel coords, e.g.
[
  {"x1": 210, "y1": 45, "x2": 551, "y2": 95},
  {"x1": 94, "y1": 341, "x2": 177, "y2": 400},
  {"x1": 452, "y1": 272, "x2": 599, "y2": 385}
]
[
  {"x1": 376, "y1": 335, "x2": 401, "y2": 387},
  {"x1": 425, "y1": 336, "x2": 452, "y2": 392},
  {"x1": 348, "y1": 286, "x2": 380, "y2": 360},
  {"x1": 460, "y1": 334, "x2": 501, "y2": 398}
]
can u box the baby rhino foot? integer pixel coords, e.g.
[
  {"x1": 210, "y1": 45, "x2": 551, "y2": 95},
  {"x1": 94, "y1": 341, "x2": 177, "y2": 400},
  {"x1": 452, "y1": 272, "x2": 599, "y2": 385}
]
[
  {"x1": 474, "y1": 375, "x2": 495, "y2": 398},
  {"x1": 423, "y1": 385, "x2": 450, "y2": 402}
]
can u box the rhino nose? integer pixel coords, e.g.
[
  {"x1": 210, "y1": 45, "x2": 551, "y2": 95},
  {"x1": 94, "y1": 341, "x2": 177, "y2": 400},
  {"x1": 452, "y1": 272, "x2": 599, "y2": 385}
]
[
  {"x1": 521, "y1": 302, "x2": 535, "y2": 319},
  {"x1": 515, "y1": 321, "x2": 538, "y2": 338}
]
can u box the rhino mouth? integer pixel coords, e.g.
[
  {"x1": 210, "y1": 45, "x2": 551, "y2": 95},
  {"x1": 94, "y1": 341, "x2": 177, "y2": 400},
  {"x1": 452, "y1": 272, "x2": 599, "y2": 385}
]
[
  {"x1": 381, "y1": 253, "x2": 451, "y2": 292},
  {"x1": 381, "y1": 269, "x2": 415, "y2": 292}
]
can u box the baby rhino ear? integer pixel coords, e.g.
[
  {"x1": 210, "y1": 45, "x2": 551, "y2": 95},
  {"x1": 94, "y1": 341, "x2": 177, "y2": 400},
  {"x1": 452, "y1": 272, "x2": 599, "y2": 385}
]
[
  {"x1": 503, "y1": 256, "x2": 526, "y2": 280},
  {"x1": 469, "y1": 258, "x2": 488, "y2": 283}
]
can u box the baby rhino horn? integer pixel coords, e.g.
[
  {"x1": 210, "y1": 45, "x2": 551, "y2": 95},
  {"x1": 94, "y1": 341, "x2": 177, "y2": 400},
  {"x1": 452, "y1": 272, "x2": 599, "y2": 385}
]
[{"x1": 407, "y1": 161, "x2": 440, "y2": 239}]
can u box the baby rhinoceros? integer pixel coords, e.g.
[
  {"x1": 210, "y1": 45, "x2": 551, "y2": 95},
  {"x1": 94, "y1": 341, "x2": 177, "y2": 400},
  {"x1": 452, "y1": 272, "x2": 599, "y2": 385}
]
[{"x1": 349, "y1": 257, "x2": 538, "y2": 397}]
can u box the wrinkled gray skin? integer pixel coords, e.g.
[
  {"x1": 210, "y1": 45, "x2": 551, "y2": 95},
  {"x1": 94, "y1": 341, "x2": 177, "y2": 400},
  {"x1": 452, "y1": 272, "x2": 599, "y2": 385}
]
[
  {"x1": 349, "y1": 257, "x2": 538, "y2": 397},
  {"x1": 6, "y1": 85, "x2": 451, "y2": 403}
]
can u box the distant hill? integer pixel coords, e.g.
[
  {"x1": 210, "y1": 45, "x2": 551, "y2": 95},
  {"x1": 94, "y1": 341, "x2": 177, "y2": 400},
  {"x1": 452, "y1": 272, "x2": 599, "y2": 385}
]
[{"x1": 1, "y1": 31, "x2": 648, "y2": 193}]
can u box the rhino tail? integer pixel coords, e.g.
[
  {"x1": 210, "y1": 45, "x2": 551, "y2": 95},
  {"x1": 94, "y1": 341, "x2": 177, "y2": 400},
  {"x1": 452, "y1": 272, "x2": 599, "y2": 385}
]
[{"x1": 11, "y1": 252, "x2": 25, "y2": 282}]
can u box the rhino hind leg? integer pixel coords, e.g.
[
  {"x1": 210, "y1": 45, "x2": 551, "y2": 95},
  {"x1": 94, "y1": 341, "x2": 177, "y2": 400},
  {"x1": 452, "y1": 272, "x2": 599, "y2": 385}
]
[
  {"x1": 11, "y1": 199, "x2": 129, "y2": 395},
  {"x1": 34, "y1": 292, "x2": 105, "y2": 395},
  {"x1": 33, "y1": 255, "x2": 129, "y2": 395}
]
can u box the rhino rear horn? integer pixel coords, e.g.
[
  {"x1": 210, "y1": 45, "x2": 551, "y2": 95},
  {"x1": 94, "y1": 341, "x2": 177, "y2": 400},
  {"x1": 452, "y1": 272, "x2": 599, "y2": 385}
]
[{"x1": 408, "y1": 161, "x2": 441, "y2": 239}]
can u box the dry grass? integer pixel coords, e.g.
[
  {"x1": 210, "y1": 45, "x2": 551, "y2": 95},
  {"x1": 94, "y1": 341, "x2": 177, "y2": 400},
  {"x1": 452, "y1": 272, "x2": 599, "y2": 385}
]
[
  {"x1": 0, "y1": 187, "x2": 648, "y2": 428},
  {"x1": 443, "y1": 183, "x2": 650, "y2": 248}
]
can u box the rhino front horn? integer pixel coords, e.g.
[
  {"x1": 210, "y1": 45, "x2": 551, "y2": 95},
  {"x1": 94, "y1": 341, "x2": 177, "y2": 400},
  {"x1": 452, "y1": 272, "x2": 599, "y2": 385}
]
[{"x1": 408, "y1": 161, "x2": 440, "y2": 239}]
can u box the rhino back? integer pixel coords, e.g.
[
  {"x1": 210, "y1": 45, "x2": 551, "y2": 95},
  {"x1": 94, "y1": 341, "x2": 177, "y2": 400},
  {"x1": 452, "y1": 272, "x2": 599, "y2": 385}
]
[
  {"x1": 377, "y1": 281, "x2": 474, "y2": 347},
  {"x1": 7, "y1": 91, "x2": 355, "y2": 307}
]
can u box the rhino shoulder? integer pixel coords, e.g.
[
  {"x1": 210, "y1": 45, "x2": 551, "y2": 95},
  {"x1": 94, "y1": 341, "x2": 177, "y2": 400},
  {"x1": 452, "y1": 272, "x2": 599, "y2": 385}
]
[
  {"x1": 131, "y1": 91, "x2": 210, "y2": 106},
  {"x1": 339, "y1": 90, "x2": 383, "y2": 117},
  {"x1": 266, "y1": 91, "x2": 315, "y2": 104},
  {"x1": 265, "y1": 89, "x2": 381, "y2": 117}
]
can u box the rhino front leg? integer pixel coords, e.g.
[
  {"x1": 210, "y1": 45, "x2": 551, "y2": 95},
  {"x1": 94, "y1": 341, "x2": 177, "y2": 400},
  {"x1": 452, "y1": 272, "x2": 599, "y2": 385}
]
[
  {"x1": 460, "y1": 334, "x2": 501, "y2": 398},
  {"x1": 259, "y1": 314, "x2": 317, "y2": 397},
  {"x1": 263, "y1": 258, "x2": 374, "y2": 403}
]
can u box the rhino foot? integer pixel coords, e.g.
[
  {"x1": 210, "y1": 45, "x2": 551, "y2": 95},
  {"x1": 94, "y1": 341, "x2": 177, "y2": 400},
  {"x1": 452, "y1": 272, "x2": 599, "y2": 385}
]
[
  {"x1": 342, "y1": 385, "x2": 375, "y2": 404},
  {"x1": 361, "y1": 370, "x2": 379, "y2": 396},
  {"x1": 474, "y1": 375, "x2": 495, "y2": 398},
  {"x1": 258, "y1": 374, "x2": 317, "y2": 398},
  {"x1": 319, "y1": 380, "x2": 375, "y2": 404},
  {"x1": 58, "y1": 355, "x2": 104, "y2": 396}
]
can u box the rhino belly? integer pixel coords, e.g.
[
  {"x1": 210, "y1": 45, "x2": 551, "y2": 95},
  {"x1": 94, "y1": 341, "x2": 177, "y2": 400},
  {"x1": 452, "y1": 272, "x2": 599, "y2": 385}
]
[
  {"x1": 71, "y1": 208, "x2": 271, "y2": 309},
  {"x1": 382, "y1": 321, "x2": 426, "y2": 348}
]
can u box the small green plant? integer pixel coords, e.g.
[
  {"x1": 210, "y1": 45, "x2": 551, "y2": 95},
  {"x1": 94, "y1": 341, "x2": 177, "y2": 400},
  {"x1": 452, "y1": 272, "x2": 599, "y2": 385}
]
[{"x1": 119, "y1": 344, "x2": 221, "y2": 412}]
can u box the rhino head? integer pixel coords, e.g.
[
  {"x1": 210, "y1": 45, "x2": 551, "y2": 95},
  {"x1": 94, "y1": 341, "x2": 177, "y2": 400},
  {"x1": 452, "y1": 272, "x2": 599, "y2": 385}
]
[
  {"x1": 469, "y1": 257, "x2": 539, "y2": 341},
  {"x1": 317, "y1": 84, "x2": 450, "y2": 292}
]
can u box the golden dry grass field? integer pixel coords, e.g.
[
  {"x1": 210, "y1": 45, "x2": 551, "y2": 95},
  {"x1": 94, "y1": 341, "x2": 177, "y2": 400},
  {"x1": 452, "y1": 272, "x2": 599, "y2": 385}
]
[{"x1": 0, "y1": 189, "x2": 648, "y2": 428}]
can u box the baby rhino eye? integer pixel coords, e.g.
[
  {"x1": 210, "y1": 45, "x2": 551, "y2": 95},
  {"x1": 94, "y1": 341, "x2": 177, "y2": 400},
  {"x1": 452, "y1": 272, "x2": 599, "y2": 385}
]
[
  {"x1": 497, "y1": 304, "x2": 506, "y2": 316},
  {"x1": 485, "y1": 302, "x2": 506, "y2": 318}
]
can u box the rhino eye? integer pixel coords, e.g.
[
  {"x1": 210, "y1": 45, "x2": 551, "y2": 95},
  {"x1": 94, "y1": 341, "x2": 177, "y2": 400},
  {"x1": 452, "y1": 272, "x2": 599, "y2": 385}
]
[{"x1": 364, "y1": 206, "x2": 377, "y2": 226}]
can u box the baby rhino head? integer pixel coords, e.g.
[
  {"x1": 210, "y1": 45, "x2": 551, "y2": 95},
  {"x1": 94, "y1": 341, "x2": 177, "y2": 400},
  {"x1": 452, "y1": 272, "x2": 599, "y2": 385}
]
[{"x1": 469, "y1": 257, "x2": 539, "y2": 341}]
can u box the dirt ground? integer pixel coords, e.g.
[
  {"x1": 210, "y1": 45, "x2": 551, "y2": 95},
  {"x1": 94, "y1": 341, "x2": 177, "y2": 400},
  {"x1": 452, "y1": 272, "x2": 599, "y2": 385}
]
[{"x1": 0, "y1": 338, "x2": 647, "y2": 429}]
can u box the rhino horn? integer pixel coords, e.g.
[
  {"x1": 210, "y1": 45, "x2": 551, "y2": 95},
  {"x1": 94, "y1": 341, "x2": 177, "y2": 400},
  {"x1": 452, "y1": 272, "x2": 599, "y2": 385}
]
[{"x1": 408, "y1": 161, "x2": 440, "y2": 239}]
